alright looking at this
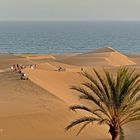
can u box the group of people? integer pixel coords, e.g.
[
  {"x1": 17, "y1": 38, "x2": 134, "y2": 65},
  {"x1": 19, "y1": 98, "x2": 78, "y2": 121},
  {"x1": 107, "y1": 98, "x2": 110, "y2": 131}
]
[
  {"x1": 10, "y1": 64, "x2": 28, "y2": 80},
  {"x1": 10, "y1": 63, "x2": 37, "y2": 80},
  {"x1": 10, "y1": 64, "x2": 25, "y2": 73}
]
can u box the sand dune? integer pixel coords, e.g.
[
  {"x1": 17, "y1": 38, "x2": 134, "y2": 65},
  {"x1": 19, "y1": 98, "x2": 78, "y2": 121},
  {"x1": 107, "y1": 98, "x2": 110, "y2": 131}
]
[
  {"x1": 0, "y1": 71, "x2": 109, "y2": 140},
  {"x1": 0, "y1": 54, "x2": 31, "y2": 69},
  {"x1": 106, "y1": 50, "x2": 135, "y2": 66},
  {"x1": 59, "y1": 47, "x2": 136, "y2": 66},
  {"x1": 0, "y1": 48, "x2": 140, "y2": 140},
  {"x1": 23, "y1": 68, "x2": 83, "y2": 104}
]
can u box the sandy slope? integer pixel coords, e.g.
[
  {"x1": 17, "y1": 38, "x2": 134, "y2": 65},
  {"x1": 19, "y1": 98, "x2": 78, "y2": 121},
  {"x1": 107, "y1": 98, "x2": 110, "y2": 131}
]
[
  {"x1": 0, "y1": 71, "x2": 109, "y2": 140},
  {"x1": 23, "y1": 68, "x2": 83, "y2": 104},
  {"x1": 0, "y1": 48, "x2": 140, "y2": 140},
  {"x1": 59, "y1": 47, "x2": 136, "y2": 66},
  {"x1": 0, "y1": 54, "x2": 31, "y2": 69}
]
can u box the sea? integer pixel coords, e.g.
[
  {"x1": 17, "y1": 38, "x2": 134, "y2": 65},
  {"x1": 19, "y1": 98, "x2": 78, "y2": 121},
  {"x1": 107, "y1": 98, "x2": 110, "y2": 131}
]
[{"x1": 0, "y1": 21, "x2": 140, "y2": 54}]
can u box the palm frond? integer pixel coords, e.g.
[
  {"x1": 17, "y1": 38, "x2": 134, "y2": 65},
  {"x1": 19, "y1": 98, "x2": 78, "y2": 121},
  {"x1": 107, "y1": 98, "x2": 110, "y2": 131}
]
[
  {"x1": 121, "y1": 116, "x2": 140, "y2": 125},
  {"x1": 82, "y1": 82, "x2": 110, "y2": 108},
  {"x1": 82, "y1": 72, "x2": 106, "y2": 98},
  {"x1": 93, "y1": 68, "x2": 111, "y2": 101},
  {"x1": 93, "y1": 108, "x2": 111, "y2": 120},
  {"x1": 76, "y1": 121, "x2": 90, "y2": 136},
  {"x1": 130, "y1": 88, "x2": 140, "y2": 101},
  {"x1": 97, "y1": 119, "x2": 109, "y2": 125},
  {"x1": 104, "y1": 70, "x2": 117, "y2": 105},
  {"x1": 65, "y1": 117, "x2": 99, "y2": 131},
  {"x1": 119, "y1": 96, "x2": 140, "y2": 118},
  {"x1": 79, "y1": 94, "x2": 109, "y2": 117},
  {"x1": 82, "y1": 82, "x2": 104, "y2": 102},
  {"x1": 71, "y1": 86, "x2": 105, "y2": 110},
  {"x1": 70, "y1": 105, "x2": 92, "y2": 113},
  {"x1": 119, "y1": 74, "x2": 140, "y2": 105}
]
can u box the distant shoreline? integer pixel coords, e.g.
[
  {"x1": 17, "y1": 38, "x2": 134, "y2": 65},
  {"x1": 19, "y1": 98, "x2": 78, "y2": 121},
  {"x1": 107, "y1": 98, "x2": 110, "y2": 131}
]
[{"x1": 0, "y1": 51, "x2": 140, "y2": 56}]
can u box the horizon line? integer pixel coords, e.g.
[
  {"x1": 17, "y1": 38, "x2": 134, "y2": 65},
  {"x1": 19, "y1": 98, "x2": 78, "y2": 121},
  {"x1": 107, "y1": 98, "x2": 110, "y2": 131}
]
[{"x1": 1, "y1": 20, "x2": 140, "y2": 22}]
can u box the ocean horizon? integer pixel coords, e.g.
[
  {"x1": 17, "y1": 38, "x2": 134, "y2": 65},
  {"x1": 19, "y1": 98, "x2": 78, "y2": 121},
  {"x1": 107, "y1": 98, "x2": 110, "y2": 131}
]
[{"x1": 0, "y1": 21, "x2": 140, "y2": 54}]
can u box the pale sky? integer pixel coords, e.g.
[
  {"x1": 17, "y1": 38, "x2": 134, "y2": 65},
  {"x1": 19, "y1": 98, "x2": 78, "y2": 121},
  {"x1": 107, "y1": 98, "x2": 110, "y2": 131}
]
[{"x1": 0, "y1": 0, "x2": 140, "y2": 21}]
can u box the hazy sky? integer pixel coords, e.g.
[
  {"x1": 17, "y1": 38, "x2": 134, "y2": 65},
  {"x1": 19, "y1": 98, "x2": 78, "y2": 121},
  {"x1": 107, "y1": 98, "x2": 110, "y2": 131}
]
[{"x1": 0, "y1": 0, "x2": 140, "y2": 21}]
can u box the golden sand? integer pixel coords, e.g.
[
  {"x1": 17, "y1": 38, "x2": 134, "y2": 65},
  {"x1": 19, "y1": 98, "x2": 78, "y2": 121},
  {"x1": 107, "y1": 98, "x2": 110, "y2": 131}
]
[{"x1": 0, "y1": 47, "x2": 139, "y2": 140}]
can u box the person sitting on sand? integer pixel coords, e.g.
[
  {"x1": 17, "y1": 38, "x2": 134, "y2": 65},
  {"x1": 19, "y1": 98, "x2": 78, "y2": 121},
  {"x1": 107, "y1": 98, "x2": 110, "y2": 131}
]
[
  {"x1": 17, "y1": 64, "x2": 19, "y2": 69},
  {"x1": 33, "y1": 64, "x2": 36, "y2": 68},
  {"x1": 58, "y1": 66, "x2": 62, "y2": 71},
  {"x1": 10, "y1": 66, "x2": 14, "y2": 71},
  {"x1": 30, "y1": 64, "x2": 36, "y2": 69},
  {"x1": 58, "y1": 66, "x2": 66, "y2": 71},
  {"x1": 19, "y1": 64, "x2": 23, "y2": 69},
  {"x1": 20, "y1": 72, "x2": 28, "y2": 80},
  {"x1": 11, "y1": 64, "x2": 16, "y2": 72},
  {"x1": 81, "y1": 68, "x2": 84, "y2": 71}
]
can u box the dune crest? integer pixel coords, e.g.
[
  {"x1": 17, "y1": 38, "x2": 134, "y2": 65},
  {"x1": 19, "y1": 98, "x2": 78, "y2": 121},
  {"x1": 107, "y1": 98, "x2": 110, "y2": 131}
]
[
  {"x1": 59, "y1": 47, "x2": 136, "y2": 66},
  {"x1": 87, "y1": 46, "x2": 116, "y2": 53},
  {"x1": 105, "y1": 47, "x2": 136, "y2": 66}
]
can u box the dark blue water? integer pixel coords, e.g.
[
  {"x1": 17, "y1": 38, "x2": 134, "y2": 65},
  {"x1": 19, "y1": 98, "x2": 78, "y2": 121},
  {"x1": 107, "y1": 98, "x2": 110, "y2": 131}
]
[{"x1": 0, "y1": 21, "x2": 140, "y2": 54}]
